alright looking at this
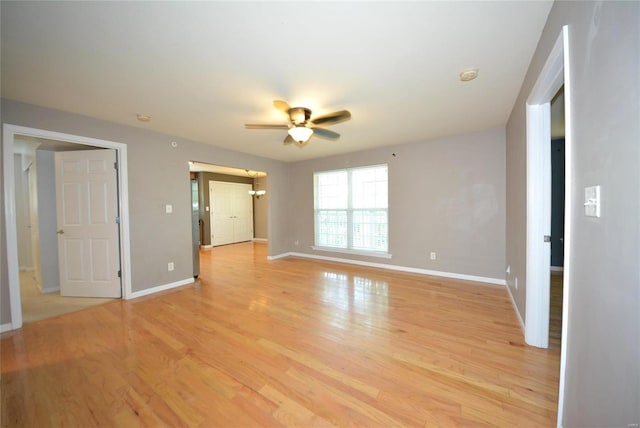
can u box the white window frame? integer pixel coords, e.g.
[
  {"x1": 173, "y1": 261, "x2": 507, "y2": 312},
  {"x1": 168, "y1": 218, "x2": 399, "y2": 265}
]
[{"x1": 313, "y1": 164, "x2": 390, "y2": 258}]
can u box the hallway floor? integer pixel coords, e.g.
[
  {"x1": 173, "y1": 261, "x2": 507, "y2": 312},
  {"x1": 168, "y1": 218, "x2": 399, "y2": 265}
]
[{"x1": 19, "y1": 271, "x2": 113, "y2": 324}]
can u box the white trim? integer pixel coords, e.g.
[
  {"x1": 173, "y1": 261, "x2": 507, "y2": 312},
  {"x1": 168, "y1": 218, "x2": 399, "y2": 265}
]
[
  {"x1": 201, "y1": 245, "x2": 213, "y2": 249},
  {"x1": 128, "y1": 278, "x2": 195, "y2": 299},
  {"x1": 267, "y1": 252, "x2": 291, "y2": 261},
  {"x1": 252, "y1": 238, "x2": 268, "y2": 243},
  {"x1": 524, "y1": 26, "x2": 572, "y2": 427},
  {"x1": 311, "y1": 246, "x2": 392, "y2": 259},
  {"x1": 557, "y1": 26, "x2": 573, "y2": 428},
  {"x1": 40, "y1": 287, "x2": 61, "y2": 294},
  {"x1": 3, "y1": 124, "x2": 133, "y2": 331},
  {"x1": 1, "y1": 323, "x2": 14, "y2": 334},
  {"x1": 3, "y1": 126, "x2": 22, "y2": 329},
  {"x1": 286, "y1": 252, "x2": 506, "y2": 286},
  {"x1": 525, "y1": 29, "x2": 566, "y2": 349},
  {"x1": 550, "y1": 266, "x2": 564, "y2": 272},
  {"x1": 505, "y1": 283, "x2": 525, "y2": 334}
]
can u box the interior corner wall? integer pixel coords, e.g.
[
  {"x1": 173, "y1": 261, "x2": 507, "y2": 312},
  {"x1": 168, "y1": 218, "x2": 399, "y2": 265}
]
[
  {"x1": 14, "y1": 154, "x2": 33, "y2": 270},
  {"x1": 36, "y1": 149, "x2": 60, "y2": 292},
  {"x1": 287, "y1": 127, "x2": 506, "y2": 282},
  {"x1": 0, "y1": 136, "x2": 10, "y2": 326},
  {"x1": 1, "y1": 99, "x2": 288, "y2": 305},
  {"x1": 252, "y1": 176, "x2": 268, "y2": 240},
  {"x1": 505, "y1": 1, "x2": 640, "y2": 425}
]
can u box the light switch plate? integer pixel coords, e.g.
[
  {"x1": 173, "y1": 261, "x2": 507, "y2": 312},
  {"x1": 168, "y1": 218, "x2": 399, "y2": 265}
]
[
  {"x1": 584, "y1": 185, "x2": 601, "y2": 218},
  {"x1": 165, "y1": 204, "x2": 173, "y2": 214}
]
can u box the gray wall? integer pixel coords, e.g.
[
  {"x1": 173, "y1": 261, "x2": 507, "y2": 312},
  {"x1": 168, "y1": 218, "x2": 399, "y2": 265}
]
[
  {"x1": 14, "y1": 154, "x2": 32, "y2": 270},
  {"x1": 253, "y1": 176, "x2": 268, "y2": 240},
  {"x1": 35, "y1": 149, "x2": 60, "y2": 292},
  {"x1": 1, "y1": 99, "x2": 289, "y2": 325},
  {"x1": 288, "y1": 127, "x2": 506, "y2": 281},
  {"x1": 505, "y1": 1, "x2": 639, "y2": 425}
]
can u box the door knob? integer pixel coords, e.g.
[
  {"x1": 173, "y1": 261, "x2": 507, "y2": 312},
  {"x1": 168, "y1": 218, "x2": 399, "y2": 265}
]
[{"x1": 57, "y1": 229, "x2": 64, "y2": 235}]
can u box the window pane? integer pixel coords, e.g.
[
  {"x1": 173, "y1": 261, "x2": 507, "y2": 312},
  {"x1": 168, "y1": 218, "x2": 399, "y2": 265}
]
[
  {"x1": 352, "y1": 165, "x2": 388, "y2": 209},
  {"x1": 315, "y1": 170, "x2": 348, "y2": 209},
  {"x1": 352, "y1": 210, "x2": 388, "y2": 251},
  {"x1": 316, "y1": 210, "x2": 348, "y2": 248}
]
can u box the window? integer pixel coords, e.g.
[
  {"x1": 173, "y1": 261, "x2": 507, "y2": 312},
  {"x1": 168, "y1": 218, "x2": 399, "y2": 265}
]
[{"x1": 314, "y1": 164, "x2": 388, "y2": 255}]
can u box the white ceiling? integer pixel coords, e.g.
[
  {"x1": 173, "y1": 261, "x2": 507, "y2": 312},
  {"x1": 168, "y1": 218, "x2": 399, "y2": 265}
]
[{"x1": 1, "y1": 1, "x2": 553, "y2": 163}]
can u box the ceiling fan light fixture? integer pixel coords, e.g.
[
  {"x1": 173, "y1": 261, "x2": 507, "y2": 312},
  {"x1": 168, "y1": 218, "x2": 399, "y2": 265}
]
[{"x1": 288, "y1": 125, "x2": 313, "y2": 143}]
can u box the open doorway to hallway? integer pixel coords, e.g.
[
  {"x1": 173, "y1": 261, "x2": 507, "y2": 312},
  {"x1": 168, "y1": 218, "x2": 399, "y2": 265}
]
[
  {"x1": 187, "y1": 161, "x2": 268, "y2": 278},
  {"x1": 12, "y1": 136, "x2": 118, "y2": 324}
]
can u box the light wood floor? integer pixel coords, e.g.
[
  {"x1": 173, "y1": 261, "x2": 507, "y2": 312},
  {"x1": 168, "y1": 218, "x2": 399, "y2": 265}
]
[
  {"x1": 19, "y1": 271, "x2": 113, "y2": 324},
  {"x1": 548, "y1": 272, "x2": 564, "y2": 351},
  {"x1": 1, "y1": 242, "x2": 560, "y2": 427}
]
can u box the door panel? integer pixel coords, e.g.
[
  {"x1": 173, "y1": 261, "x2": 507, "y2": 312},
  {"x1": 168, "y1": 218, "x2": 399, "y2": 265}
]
[
  {"x1": 55, "y1": 149, "x2": 121, "y2": 298},
  {"x1": 209, "y1": 181, "x2": 253, "y2": 246}
]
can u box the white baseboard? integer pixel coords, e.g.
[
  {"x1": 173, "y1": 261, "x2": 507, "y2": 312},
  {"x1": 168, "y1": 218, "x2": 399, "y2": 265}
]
[
  {"x1": 252, "y1": 238, "x2": 268, "y2": 243},
  {"x1": 267, "y1": 252, "x2": 292, "y2": 261},
  {"x1": 201, "y1": 245, "x2": 212, "y2": 249},
  {"x1": 19, "y1": 267, "x2": 34, "y2": 272},
  {"x1": 550, "y1": 266, "x2": 564, "y2": 272},
  {"x1": 505, "y1": 283, "x2": 525, "y2": 334},
  {"x1": 1, "y1": 323, "x2": 14, "y2": 333},
  {"x1": 270, "y1": 251, "x2": 506, "y2": 286},
  {"x1": 128, "y1": 277, "x2": 194, "y2": 300},
  {"x1": 40, "y1": 287, "x2": 60, "y2": 294}
]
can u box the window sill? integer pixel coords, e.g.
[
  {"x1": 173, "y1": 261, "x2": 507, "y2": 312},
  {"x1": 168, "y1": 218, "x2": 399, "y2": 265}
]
[{"x1": 311, "y1": 246, "x2": 392, "y2": 259}]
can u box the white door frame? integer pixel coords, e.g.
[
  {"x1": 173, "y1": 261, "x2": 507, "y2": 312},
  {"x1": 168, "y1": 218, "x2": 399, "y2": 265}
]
[
  {"x1": 3, "y1": 124, "x2": 133, "y2": 331},
  {"x1": 524, "y1": 26, "x2": 572, "y2": 425}
]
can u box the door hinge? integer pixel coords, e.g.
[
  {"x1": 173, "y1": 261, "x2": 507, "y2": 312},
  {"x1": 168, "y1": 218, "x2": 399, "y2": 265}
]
[
  {"x1": 114, "y1": 161, "x2": 119, "y2": 170},
  {"x1": 117, "y1": 270, "x2": 122, "y2": 278},
  {"x1": 544, "y1": 235, "x2": 552, "y2": 242},
  {"x1": 115, "y1": 216, "x2": 120, "y2": 224}
]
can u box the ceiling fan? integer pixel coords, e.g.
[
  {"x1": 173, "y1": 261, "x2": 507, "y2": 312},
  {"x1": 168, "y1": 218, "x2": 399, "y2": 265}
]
[{"x1": 245, "y1": 100, "x2": 351, "y2": 147}]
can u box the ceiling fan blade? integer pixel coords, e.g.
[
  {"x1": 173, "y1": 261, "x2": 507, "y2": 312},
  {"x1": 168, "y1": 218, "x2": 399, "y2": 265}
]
[
  {"x1": 312, "y1": 127, "x2": 340, "y2": 140},
  {"x1": 244, "y1": 124, "x2": 289, "y2": 129},
  {"x1": 273, "y1": 100, "x2": 291, "y2": 116},
  {"x1": 310, "y1": 110, "x2": 351, "y2": 126},
  {"x1": 283, "y1": 135, "x2": 294, "y2": 145}
]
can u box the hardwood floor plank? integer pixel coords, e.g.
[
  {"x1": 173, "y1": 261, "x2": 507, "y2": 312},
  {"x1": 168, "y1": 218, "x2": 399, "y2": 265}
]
[{"x1": 1, "y1": 242, "x2": 560, "y2": 427}]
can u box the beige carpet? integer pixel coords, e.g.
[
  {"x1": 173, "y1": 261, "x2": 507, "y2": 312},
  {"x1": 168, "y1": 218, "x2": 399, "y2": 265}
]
[{"x1": 20, "y1": 271, "x2": 114, "y2": 324}]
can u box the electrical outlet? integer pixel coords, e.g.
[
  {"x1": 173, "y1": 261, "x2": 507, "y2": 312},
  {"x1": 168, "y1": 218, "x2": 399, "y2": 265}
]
[
  {"x1": 506, "y1": 265, "x2": 511, "y2": 274},
  {"x1": 430, "y1": 252, "x2": 437, "y2": 260},
  {"x1": 515, "y1": 277, "x2": 518, "y2": 290},
  {"x1": 168, "y1": 262, "x2": 174, "y2": 271}
]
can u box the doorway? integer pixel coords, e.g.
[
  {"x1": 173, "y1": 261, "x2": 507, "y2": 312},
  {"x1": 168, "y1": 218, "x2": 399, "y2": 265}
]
[
  {"x1": 3, "y1": 124, "x2": 132, "y2": 331},
  {"x1": 187, "y1": 161, "x2": 268, "y2": 276},
  {"x1": 524, "y1": 26, "x2": 572, "y2": 422},
  {"x1": 13, "y1": 138, "x2": 116, "y2": 323},
  {"x1": 549, "y1": 87, "x2": 566, "y2": 350}
]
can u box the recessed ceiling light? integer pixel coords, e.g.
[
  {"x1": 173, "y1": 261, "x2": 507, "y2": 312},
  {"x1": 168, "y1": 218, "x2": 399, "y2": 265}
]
[
  {"x1": 136, "y1": 113, "x2": 151, "y2": 122},
  {"x1": 459, "y1": 68, "x2": 479, "y2": 82}
]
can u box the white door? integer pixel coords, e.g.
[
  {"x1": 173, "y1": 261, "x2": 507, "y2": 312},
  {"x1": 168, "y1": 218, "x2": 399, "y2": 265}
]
[
  {"x1": 55, "y1": 149, "x2": 121, "y2": 298},
  {"x1": 233, "y1": 184, "x2": 254, "y2": 242},
  {"x1": 209, "y1": 181, "x2": 253, "y2": 246}
]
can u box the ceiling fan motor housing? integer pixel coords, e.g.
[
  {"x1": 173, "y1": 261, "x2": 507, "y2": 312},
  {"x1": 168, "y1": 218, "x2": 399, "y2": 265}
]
[{"x1": 289, "y1": 107, "x2": 312, "y2": 125}]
